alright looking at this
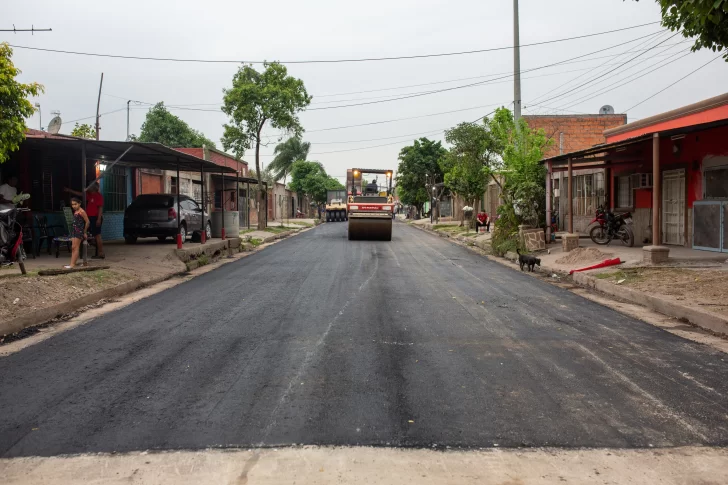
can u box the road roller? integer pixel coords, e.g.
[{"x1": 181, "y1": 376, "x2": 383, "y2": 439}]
[
  {"x1": 325, "y1": 190, "x2": 348, "y2": 222},
  {"x1": 347, "y1": 168, "x2": 395, "y2": 241}
]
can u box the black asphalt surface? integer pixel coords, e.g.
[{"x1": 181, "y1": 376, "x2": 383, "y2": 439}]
[{"x1": 1, "y1": 222, "x2": 728, "y2": 457}]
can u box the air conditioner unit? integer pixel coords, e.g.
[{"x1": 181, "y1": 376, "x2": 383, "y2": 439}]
[{"x1": 631, "y1": 173, "x2": 653, "y2": 188}]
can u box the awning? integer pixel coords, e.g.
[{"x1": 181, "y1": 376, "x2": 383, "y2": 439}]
[
  {"x1": 22, "y1": 135, "x2": 238, "y2": 174},
  {"x1": 542, "y1": 118, "x2": 728, "y2": 168}
]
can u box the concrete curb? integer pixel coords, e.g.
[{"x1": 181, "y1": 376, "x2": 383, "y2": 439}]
[
  {"x1": 572, "y1": 272, "x2": 728, "y2": 337},
  {"x1": 0, "y1": 272, "x2": 184, "y2": 337}
]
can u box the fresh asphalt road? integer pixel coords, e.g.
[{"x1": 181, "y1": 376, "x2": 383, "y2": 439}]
[{"x1": 1, "y1": 222, "x2": 727, "y2": 457}]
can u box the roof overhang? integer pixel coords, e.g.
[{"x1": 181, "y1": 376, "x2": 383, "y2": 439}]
[
  {"x1": 22, "y1": 136, "x2": 238, "y2": 173},
  {"x1": 542, "y1": 118, "x2": 728, "y2": 169}
]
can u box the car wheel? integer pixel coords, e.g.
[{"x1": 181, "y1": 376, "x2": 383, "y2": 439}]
[
  {"x1": 157, "y1": 236, "x2": 167, "y2": 242},
  {"x1": 125, "y1": 235, "x2": 138, "y2": 244},
  {"x1": 205, "y1": 222, "x2": 212, "y2": 240},
  {"x1": 179, "y1": 224, "x2": 187, "y2": 243}
]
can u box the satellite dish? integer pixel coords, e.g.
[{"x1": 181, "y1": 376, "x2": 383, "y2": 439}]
[
  {"x1": 599, "y1": 105, "x2": 615, "y2": 115},
  {"x1": 47, "y1": 113, "x2": 62, "y2": 134}
]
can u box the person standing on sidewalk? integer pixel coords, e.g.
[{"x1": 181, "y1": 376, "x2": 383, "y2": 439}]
[{"x1": 64, "y1": 183, "x2": 105, "y2": 259}]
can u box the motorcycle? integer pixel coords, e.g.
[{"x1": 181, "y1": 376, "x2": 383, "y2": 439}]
[
  {"x1": 589, "y1": 206, "x2": 634, "y2": 247},
  {"x1": 0, "y1": 207, "x2": 28, "y2": 275}
]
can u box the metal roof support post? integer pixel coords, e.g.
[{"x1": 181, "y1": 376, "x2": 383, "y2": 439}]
[
  {"x1": 567, "y1": 157, "x2": 573, "y2": 234},
  {"x1": 247, "y1": 182, "x2": 250, "y2": 229},
  {"x1": 176, "y1": 159, "x2": 183, "y2": 249},
  {"x1": 81, "y1": 142, "x2": 87, "y2": 210},
  {"x1": 652, "y1": 133, "x2": 660, "y2": 246},
  {"x1": 200, "y1": 163, "x2": 206, "y2": 244},
  {"x1": 221, "y1": 168, "x2": 226, "y2": 240},
  {"x1": 546, "y1": 161, "x2": 552, "y2": 243},
  {"x1": 81, "y1": 142, "x2": 88, "y2": 266}
]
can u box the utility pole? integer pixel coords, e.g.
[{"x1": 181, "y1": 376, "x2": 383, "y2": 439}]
[
  {"x1": 126, "y1": 100, "x2": 131, "y2": 141},
  {"x1": 513, "y1": 0, "x2": 522, "y2": 121},
  {"x1": 95, "y1": 73, "x2": 104, "y2": 140}
]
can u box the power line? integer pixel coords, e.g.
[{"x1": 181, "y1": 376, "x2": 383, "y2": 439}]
[
  {"x1": 1, "y1": 25, "x2": 52, "y2": 33},
  {"x1": 527, "y1": 30, "x2": 668, "y2": 106},
  {"x1": 303, "y1": 31, "x2": 669, "y2": 111},
  {"x1": 7, "y1": 22, "x2": 659, "y2": 65},
  {"x1": 557, "y1": 47, "x2": 692, "y2": 111},
  {"x1": 625, "y1": 51, "x2": 726, "y2": 112},
  {"x1": 60, "y1": 107, "x2": 128, "y2": 127},
  {"x1": 531, "y1": 31, "x2": 680, "y2": 107},
  {"x1": 544, "y1": 36, "x2": 688, "y2": 111}
]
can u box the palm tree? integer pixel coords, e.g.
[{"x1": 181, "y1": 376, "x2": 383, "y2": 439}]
[{"x1": 269, "y1": 137, "x2": 311, "y2": 184}]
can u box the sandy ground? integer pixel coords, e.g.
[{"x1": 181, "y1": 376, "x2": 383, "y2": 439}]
[
  {"x1": 2, "y1": 446, "x2": 727, "y2": 485},
  {"x1": 596, "y1": 267, "x2": 728, "y2": 318}
]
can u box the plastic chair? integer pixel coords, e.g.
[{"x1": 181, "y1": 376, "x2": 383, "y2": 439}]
[{"x1": 34, "y1": 214, "x2": 57, "y2": 256}]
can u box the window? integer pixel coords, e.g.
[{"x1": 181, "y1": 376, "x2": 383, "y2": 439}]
[
  {"x1": 102, "y1": 166, "x2": 127, "y2": 212},
  {"x1": 616, "y1": 175, "x2": 633, "y2": 208},
  {"x1": 705, "y1": 166, "x2": 728, "y2": 199},
  {"x1": 571, "y1": 172, "x2": 605, "y2": 216},
  {"x1": 171, "y1": 177, "x2": 178, "y2": 195}
]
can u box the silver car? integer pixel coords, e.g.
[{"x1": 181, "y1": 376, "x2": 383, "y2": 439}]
[{"x1": 123, "y1": 194, "x2": 211, "y2": 244}]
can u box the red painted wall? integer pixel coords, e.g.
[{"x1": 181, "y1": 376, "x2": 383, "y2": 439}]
[{"x1": 611, "y1": 125, "x2": 728, "y2": 209}]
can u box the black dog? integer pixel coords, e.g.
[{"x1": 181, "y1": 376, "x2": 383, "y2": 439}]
[{"x1": 517, "y1": 249, "x2": 541, "y2": 272}]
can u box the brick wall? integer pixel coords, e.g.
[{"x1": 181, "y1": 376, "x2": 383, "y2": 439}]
[{"x1": 524, "y1": 114, "x2": 627, "y2": 157}]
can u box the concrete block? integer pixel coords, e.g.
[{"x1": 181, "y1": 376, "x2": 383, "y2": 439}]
[
  {"x1": 522, "y1": 228, "x2": 546, "y2": 252},
  {"x1": 562, "y1": 233, "x2": 579, "y2": 252},
  {"x1": 643, "y1": 245, "x2": 670, "y2": 264}
]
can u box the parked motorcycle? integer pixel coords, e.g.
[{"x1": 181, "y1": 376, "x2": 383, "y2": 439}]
[
  {"x1": 0, "y1": 207, "x2": 28, "y2": 275},
  {"x1": 589, "y1": 206, "x2": 634, "y2": 247}
]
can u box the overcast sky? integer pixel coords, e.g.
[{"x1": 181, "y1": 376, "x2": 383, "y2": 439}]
[{"x1": 6, "y1": 0, "x2": 727, "y2": 183}]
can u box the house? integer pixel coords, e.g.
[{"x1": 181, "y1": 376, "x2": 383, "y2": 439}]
[
  {"x1": 479, "y1": 113, "x2": 627, "y2": 227},
  {"x1": 543, "y1": 92, "x2": 728, "y2": 261},
  {"x1": 1, "y1": 132, "x2": 237, "y2": 242}
]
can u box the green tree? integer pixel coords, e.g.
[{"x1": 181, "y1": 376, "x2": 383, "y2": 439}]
[
  {"x1": 222, "y1": 62, "x2": 312, "y2": 229},
  {"x1": 0, "y1": 43, "x2": 43, "y2": 164},
  {"x1": 269, "y1": 136, "x2": 311, "y2": 184},
  {"x1": 441, "y1": 121, "x2": 501, "y2": 227},
  {"x1": 288, "y1": 160, "x2": 340, "y2": 205},
  {"x1": 633, "y1": 1, "x2": 728, "y2": 60},
  {"x1": 70, "y1": 123, "x2": 96, "y2": 139},
  {"x1": 138, "y1": 102, "x2": 216, "y2": 148},
  {"x1": 488, "y1": 108, "x2": 552, "y2": 255},
  {"x1": 396, "y1": 138, "x2": 447, "y2": 217}
]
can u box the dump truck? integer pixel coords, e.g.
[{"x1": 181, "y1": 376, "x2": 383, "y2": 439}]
[
  {"x1": 347, "y1": 168, "x2": 394, "y2": 241},
  {"x1": 325, "y1": 189, "x2": 348, "y2": 222}
]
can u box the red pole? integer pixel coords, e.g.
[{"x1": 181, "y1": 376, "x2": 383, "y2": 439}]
[{"x1": 200, "y1": 163, "x2": 206, "y2": 244}]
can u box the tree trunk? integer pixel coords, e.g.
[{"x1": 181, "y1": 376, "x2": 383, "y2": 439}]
[{"x1": 255, "y1": 130, "x2": 266, "y2": 230}]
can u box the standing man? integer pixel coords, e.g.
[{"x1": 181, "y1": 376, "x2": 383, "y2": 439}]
[
  {"x1": 0, "y1": 174, "x2": 19, "y2": 210},
  {"x1": 65, "y1": 183, "x2": 105, "y2": 259}
]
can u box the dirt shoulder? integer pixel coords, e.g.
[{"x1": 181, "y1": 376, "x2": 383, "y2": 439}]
[
  {"x1": 594, "y1": 267, "x2": 728, "y2": 318},
  {"x1": 0, "y1": 270, "x2": 135, "y2": 324}
]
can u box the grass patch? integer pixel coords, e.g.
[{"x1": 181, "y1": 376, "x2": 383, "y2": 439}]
[
  {"x1": 239, "y1": 229, "x2": 255, "y2": 235},
  {"x1": 594, "y1": 269, "x2": 644, "y2": 284},
  {"x1": 87, "y1": 269, "x2": 115, "y2": 284},
  {"x1": 250, "y1": 238, "x2": 263, "y2": 247},
  {"x1": 290, "y1": 221, "x2": 313, "y2": 227},
  {"x1": 265, "y1": 226, "x2": 289, "y2": 234},
  {"x1": 197, "y1": 254, "x2": 210, "y2": 266}
]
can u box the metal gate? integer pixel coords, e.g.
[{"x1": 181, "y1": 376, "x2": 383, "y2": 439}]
[
  {"x1": 693, "y1": 201, "x2": 727, "y2": 252},
  {"x1": 662, "y1": 169, "x2": 685, "y2": 245}
]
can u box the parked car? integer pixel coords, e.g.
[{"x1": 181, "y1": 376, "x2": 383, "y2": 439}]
[{"x1": 123, "y1": 194, "x2": 211, "y2": 244}]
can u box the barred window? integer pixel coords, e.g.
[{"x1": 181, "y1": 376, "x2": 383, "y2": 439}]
[
  {"x1": 571, "y1": 172, "x2": 605, "y2": 216},
  {"x1": 616, "y1": 175, "x2": 633, "y2": 208},
  {"x1": 102, "y1": 166, "x2": 127, "y2": 211}
]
